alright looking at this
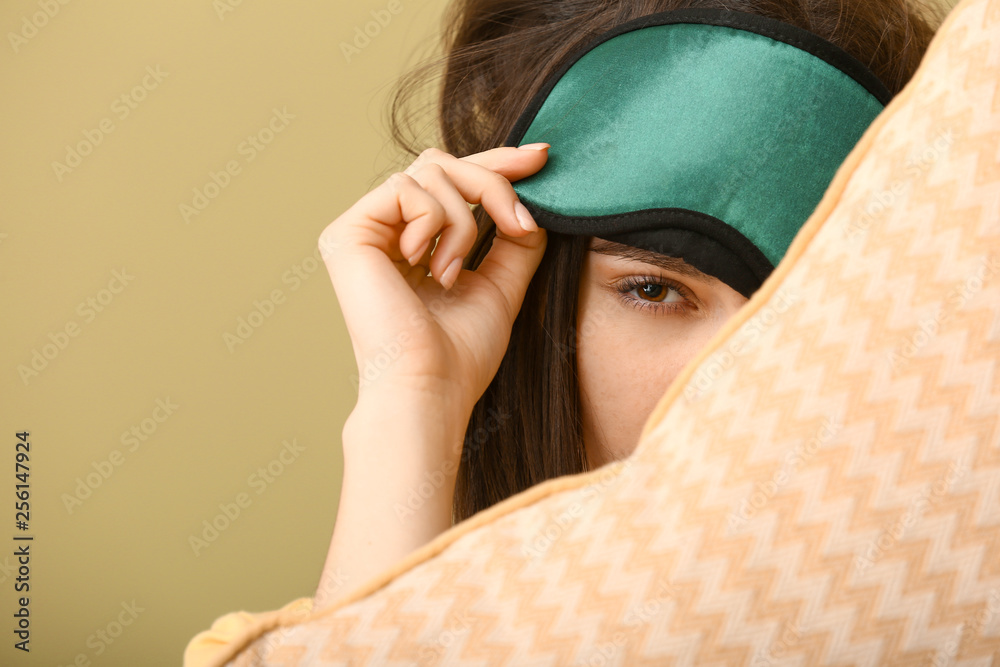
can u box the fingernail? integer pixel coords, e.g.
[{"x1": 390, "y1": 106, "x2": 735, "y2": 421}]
[
  {"x1": 408, "y1": 239, "x2": 430, "y2": 265},
  {"x1": 441, "y1": 257, "x2": 462, "y2": 290},
  {"x1": 517, "y1": 143, "x2": 550, "y2": 151},
  {"x1": 514, "y1": 201, "x2": 538, "y2": 232}
]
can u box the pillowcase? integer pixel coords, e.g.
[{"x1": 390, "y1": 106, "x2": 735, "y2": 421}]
[{"x1": 185, "y1": 0, "x2": 1000, "y2": 662}]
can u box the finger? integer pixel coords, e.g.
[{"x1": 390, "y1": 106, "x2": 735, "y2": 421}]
[
  {"x1": 398, "y1": 259, "x2": 430, "y2": 292},
  {"x1": 405, "y1": 162, "x2": 479, "y2": 288},
  {"x1": 458, "y1": 143, "x2": 551, "y2": 184},
  {"x1": 392, "y1": 227, "x2": 435, "y2": 283},
  {"x1": 404, "y1": 147, "x2": 545, "y2": 241},
  {"x1": 319, "y1": 144, "x2": 549, "y2": 296},
  {"x1": 350, "y1": 171, "x2": 446, "y2": 262},
  {"x1": 319, "y1": 173, "x2": 448, "y2": 343}
]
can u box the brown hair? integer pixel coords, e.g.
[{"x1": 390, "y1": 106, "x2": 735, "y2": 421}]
[{"x1": 384, "y1": 0, "x2": 943, "y2": 523}]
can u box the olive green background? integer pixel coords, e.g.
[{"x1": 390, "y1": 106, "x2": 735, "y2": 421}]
[{"x1": 0, "y1": 0, "x2": 959, "y2": 664}]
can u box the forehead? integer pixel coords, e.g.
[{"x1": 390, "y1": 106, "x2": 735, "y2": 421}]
[{"x1": 586, "y1": 237, "x2": 719, "y2": 284}]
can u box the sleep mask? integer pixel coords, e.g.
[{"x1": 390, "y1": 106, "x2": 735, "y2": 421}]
[{"x1": 503, "y1": 7, "x2": 893, "y2": 298}]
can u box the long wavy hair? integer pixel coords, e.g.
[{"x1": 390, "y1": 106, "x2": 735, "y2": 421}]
[{"x1": 382, "y1": 0, "x2": 943, "y2": 523}]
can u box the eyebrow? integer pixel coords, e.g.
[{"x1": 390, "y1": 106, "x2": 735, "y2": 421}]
[{"x1": 587, "y1": 238, "x2": 717, "y2": 283}]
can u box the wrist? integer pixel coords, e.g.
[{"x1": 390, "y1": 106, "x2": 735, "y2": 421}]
[
  {"x1": 356, "y1": 375, "x2": 474, "y2": 416},
  {"x1": 343, "y1": 385, "x2": 472, "y2": 467}
]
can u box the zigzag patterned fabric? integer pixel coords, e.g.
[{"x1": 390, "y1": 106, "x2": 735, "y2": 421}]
[{"x1": 186, "y1": 0, "x2": 1000, "y2": 662}]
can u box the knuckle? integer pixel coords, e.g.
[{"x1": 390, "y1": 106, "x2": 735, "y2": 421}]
[
  {"x1": 418, "y1": 161, "x2": 447, "y2": 179},
  {"x1": 485, "y1": 169, "x2": 512, "y2": 192},
  {"x1": 480, "y1": 165, "x2": 507, "y2": 185},
  {"x1": 405, "y1": 147, "x2": 448, "y2": 174},
  {"x1": 407, "y1": 150, "x2": 449, "y2": 178},
  {"x1": 419, "y1": 146, "x2": 447, "y2": 160},
  {"x1": 385, "y1": 170, "x2": 412, "y2": 190}
]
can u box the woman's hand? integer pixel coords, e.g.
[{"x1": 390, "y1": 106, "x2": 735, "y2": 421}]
[
  {"x1": 312, "y1": 144, "x2": 550, "y2": 610},
  {"x1": 318, "y1": 144, "x2": 550, "y2": 423}
]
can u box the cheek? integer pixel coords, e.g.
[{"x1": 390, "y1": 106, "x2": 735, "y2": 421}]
[
  {"x1": 575, "y1": 312, "x2": 711, "y2": 461},
  {"x1": 577, "y1": 324, "x2": 692, "y2": 425}
]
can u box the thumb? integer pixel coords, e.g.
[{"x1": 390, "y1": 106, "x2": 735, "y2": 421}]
[{"x1": 475, "y1": 225, "x2": 548, "y2": 325}]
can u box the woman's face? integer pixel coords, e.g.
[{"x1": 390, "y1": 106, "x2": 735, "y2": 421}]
[{"x1": 576, "y1": 236, "x2": 749, "y2": 468}]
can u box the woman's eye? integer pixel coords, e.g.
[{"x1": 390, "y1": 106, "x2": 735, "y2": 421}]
[
  {"x1": 630, "y1": 282, "x2": 682, "y2": 303},
  {"x1": 614, "y1": 276, "x2": 692, "y2": 314}
]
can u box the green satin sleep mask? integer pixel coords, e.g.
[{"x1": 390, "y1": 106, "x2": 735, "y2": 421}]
[{"x1": 503, "y1": 7, "x2": 892, "y2": 298}]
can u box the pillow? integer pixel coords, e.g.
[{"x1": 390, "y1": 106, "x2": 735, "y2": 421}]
[{"x1": 185, "y1": 0, "x2": 1000, "y2": 662}]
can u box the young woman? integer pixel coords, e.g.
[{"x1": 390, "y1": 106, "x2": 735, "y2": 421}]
[{"x1": 313, "y1": 0, "x2": 940, "y2": 612}]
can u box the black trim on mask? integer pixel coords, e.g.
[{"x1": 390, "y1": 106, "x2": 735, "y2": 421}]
[{"x1": 519, "y1": 199, "x2": 774, "y2": 299}]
